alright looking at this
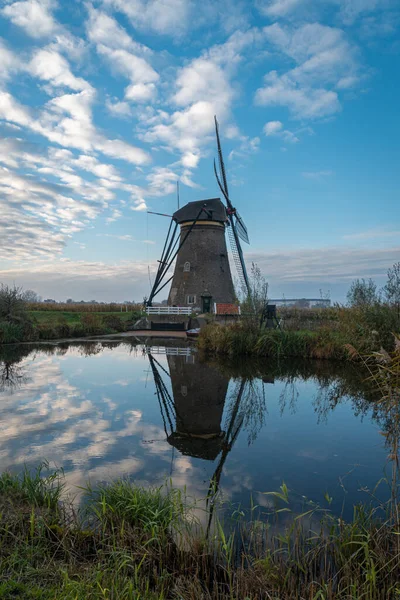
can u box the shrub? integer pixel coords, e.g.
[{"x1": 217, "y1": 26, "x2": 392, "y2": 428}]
[
  {"x1": 0, "y1": 322, "x2": 24, "y2": 344},
  {"x1": 80, "y1": 313, "x2": 103, "y2": 334},
  {"x1": 0, "y1": 284, "x2": 27, "y2": 322},
  {"x1": 102, "y1": 314, "x2": 125, "y2": 332}
]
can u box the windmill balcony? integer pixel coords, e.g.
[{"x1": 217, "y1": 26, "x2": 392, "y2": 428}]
[{"x1": 146, "y1": 306, "x2": 192, "y2": 316}]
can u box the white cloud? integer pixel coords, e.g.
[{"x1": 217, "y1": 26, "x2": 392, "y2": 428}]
[
  {"x1": 96, "y1": 45, "x2": 158, "y2": 86},
  {"x1": 256, "y1": 71, "x2": 340, "y2": 119},
  {"x1": 125, "y1": 82, "x2": 157, "y2": 102},
  {"x1": 264, "y1": 120, "x2": 283, "y2": 135},
  {"x1": 142, "y1": 29, "x2": 258, "y2": 174},
  {"x1": 0, "y1": 91, "x2": 32, "y2": 127},
  {"x1": 106, "y1": 99, "x2": 132, "y2": 118},
  {"x1": 0, "y1": 40, "x2": 21, "y2": 81},
  {"x1": 1, "y1": 0, "x2": 58, "y2": 38},
  {"x1": 257, "y1": 0, "x2": 393, "y2": 24},
  {"x1": 146, "y1": 166, "x2": 179, "y2": 196},
  {"x1": 258, "y1": 0, "x2": 305, "y2": 17},
  {"x1": 255, "y1": 22, "x2": 360, "y2": 119},
  {"x1": 0, "y1": 89, "x2": 150, "y2": 165},
  {"x1": 0, "y1": 258, "x2": 151, "y2": 301},
  {"x1": 247, "y1": 245, "x2": 400, "y2": 283},
  {"x1": 102, "y1": 0, "x2": 190, "y2": 36},
  {"x1": 0, "y1": 137, "x2": 148, "y2": 260},
  {"x1": 86, "y1": 6, "x2": 145, "y2": 51},
  {"x1": 30, "y1": 47, "x2": 92, "y2": 92},
  {"x1": 87, "y1": 7, "x2": 158, "y2": 103},
  {"x1": 264, "y1": 120, "x2": 299, "y2": 143}
]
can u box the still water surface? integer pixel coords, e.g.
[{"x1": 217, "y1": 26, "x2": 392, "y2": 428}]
[{"x1": 0, "y1": 340, "x2": 391, "y2": 519}]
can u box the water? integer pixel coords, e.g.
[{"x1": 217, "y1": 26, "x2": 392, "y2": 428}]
[{"x1": 0, "y1": 340, "x2": 392, "y2": 519}]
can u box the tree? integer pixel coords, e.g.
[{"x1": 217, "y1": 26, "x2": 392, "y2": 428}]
[
  {"x1": 241, "y1": 263, "x2": 269, "y2": 330},
  {"x1": 346, "y1": 278, "x2": 379, "y2": 308},
  {"x1": 384, "y1": 262, "x2": 400, "y2": 320},
  {"x1": 21, "y1": 289, "x2": 42, "y2": 303},
  {"x1": 0, "y1": 284, "x2": 27, "y2": 322}
]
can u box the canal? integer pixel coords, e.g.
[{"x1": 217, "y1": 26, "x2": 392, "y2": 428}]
[{"x1": 0, "y1": 340, "x2": 392, "y2": 520}]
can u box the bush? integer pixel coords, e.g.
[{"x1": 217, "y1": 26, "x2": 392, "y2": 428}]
[
  {"x1": 0, "y1": 284, "x2": 27, "y2": 322},
  {"x1": 0, "y1": 322, "x2": 24, "y2": 344},
  {"x1": 102, "y1": 315, "x2": 125, "y2": 332},
  {"x1": 0, "y1": 320, "x2": 38, "y2": 344},
  {"x1": 80, "y1": 313, "x2": 104, "y2": 335}
]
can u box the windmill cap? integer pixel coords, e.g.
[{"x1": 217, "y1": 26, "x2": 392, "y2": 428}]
[{"x1": 172, "y1": 197, "x2": 227, "y2": 224}]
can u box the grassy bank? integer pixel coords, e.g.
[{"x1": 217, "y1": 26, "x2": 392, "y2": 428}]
[
  {"x1": 198, "y1": 304, "x2": 399, "y2": 361},
  {"x1": 0, "y1": 309, "x2": 143, "y2": 344},
  {"x1": 1, "y1": 463, "x2": 400, "y2": 599}
]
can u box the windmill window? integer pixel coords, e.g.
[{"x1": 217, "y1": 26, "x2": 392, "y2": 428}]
[
  {"x1": 183, "y1": 261, "x2": 190, "y2": 272},
  {"x1": 187, "y1": 295, "x2": 196, "y2": 304}
]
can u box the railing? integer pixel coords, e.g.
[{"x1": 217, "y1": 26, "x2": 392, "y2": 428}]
[
  {"x1": 146, "y1": 306, "x2": 192, "y2": 315},
  {"x1": 147, "y1": 346, "x2": 193, "y2": 356}
]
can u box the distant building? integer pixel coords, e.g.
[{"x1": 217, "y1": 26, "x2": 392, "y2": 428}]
[
  {"x1": 269, "y1": 298, "x2": 331, "y2": 308},
  {"x1": 43, "y1": 299, "x2": 56, "y2": 303}
]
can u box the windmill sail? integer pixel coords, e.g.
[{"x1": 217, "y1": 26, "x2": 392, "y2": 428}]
[
  {"x1": 214, "y1": 116, "x2": 251, "y2": 298},
  {"x1": 234, "y1": 211, "x2": 249, "y2": 244}
]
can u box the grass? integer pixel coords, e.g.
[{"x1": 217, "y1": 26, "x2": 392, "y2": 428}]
[
  {"x1": 28, "y1": 310, "x2": 135, "y2": 325},
  {"x1": 198, "y1": 322, "x2": 351, "y2": 360},
  {"x1": 0, "y1": 462, "x2": 64, "y2": 511},
  {"x1": 0, "y1": 310, "x2": 145, "y2": 345},
  {"x1": 1, "y1": 462, "x2": 400, "y2": 599},
  {"x1": 198, "y1": 304, "x2": 400, "y2": 361},
  {"x1": 27, "y1": 302, "x2": 143, "y2": 313}
]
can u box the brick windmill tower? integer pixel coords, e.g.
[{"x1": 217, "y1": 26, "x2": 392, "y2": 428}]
[{"x1": 147, "y1": 117, "x2": 251, "y2": 313}]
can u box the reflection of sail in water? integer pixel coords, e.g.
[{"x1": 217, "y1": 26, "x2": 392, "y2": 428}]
[{"x1": 148, "y1": 347, "x2": 266, "y2": 523}]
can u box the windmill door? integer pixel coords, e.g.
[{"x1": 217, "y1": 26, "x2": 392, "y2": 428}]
[{"x1": 202, "y1": 296, "x2": 212, "y2": 313}]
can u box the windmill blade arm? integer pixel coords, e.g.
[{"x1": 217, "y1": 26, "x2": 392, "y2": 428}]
[
  {"x1": 234, "y1": 211, "x2": 250, "y2": 244},
  {"x1": 214, "y1": 117, "x2": 228, "y2": 189},
  {"x1": 214, "y1": 159, "x2": 231, "y2": 205}
]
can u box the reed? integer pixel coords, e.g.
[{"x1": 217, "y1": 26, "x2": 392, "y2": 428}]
[
  {"x1": 1, "y1": 459, "x2": 400, "y2": 599},
  {"x1": 198, "y1": 304, "x2": 399, "y2": 361},
  {"x1": 198, "y1": 322, "x2": 350, "y2": 360}
]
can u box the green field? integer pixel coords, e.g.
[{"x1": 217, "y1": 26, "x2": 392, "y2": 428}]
[
  {"x1": 0, "y1": 310, "x2": 143, "y2": 344},
  {"x1": 28, "y1": 310, "x2": 135, "y2": 324}
]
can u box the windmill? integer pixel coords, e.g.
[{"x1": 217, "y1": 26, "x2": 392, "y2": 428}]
[{"x1": 146, "y1": 117, "x2": 251, "y2": 311}]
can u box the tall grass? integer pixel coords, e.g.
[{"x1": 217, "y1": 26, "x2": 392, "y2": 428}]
[
  {"x1": 198, "y1": 322, "x2": 350, "y2": 360},
  {"x1": 1, "y1": 464, "x2": 400, "y2": 599},
  {"x1": 85, "y1": 480, "x2": 182, "y2": 534},
  {"x1": 199, "y1": 304, "x2": 399, "y2": 360},
  {"x1": 0, "y1": 463, "x2": 64, "y2": 510}
]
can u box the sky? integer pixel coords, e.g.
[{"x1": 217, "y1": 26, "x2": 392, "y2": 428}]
[{"x1": 0, "y1": 0, "x2": 399, "y2": 303}]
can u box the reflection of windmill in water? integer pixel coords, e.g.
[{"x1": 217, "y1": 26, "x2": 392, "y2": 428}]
[{"x1": 147, "y1": 347, "x2": 265, "y2": 511}]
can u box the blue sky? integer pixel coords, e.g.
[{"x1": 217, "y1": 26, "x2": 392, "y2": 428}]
[{"x1": 0, "y1": 0, "x2": 398, "y2": 302}]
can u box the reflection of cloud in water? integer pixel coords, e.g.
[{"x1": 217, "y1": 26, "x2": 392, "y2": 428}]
[{"x1": 0, "y1": 349, "x2": 175, "y2": 495}]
